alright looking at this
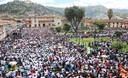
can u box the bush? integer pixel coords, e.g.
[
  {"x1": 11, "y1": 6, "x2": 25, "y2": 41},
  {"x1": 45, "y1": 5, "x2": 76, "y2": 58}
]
[
  {"x1": 55, "y1": 27, "x2": 61, "y2": 33},
  {"x1": 111, "y1": 42, "x2": 126, "y2": 50},
  {"x1": 122, "y1": 44, "x2": 128, "y2": 52},
  {"x1": 114, "y1": 31, "x2": 123, "y2": 38},
  {"x1": 63, "y1": 23, "x2": 71, "y2": 35}
]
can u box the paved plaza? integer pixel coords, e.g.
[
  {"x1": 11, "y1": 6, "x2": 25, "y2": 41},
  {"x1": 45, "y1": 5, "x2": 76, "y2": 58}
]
[{"x1": 0, "y1": 27, "x2": 127, "y2": 78}]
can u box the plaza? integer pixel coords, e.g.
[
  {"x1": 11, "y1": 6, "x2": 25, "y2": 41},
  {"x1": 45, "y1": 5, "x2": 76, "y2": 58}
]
[
  {"x1": 0, "y1": 25, "x2": 127, "y2": 78},
  {"x1": 0, "y1": 1, "x2": 128, "y2": 78}
]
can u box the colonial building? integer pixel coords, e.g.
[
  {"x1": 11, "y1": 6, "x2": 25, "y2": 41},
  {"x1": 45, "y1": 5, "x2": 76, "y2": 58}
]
[
  {"x1": 0, "y1": 15, "x2": 23, "y2": 40},
  {"x1": 85, "y1": 19, "x2": 128, "y2": 28},
  {"x1": 0, "y1": 20, "x2": 10, "y2": 40},
  {"x1": 25, "y1": 14, "x2": 128, "y2": 28},
  {"x1": 0, "y1": 15, "x2": 20, "y2": 30},
  {"x1": 26, "y1": 15, "x2": 63, "y2": 27}
]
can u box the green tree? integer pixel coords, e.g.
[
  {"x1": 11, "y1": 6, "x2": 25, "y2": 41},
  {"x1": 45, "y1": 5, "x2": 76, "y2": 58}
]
[
  {"x1": 114, "y1": 31, "x2": 123, "y2": 50},
  {"x1": 114, "y1": 31, "x2": 123, "y2": 38},
  {"x1": 81, "y1": 25, "x2": 88, "y2": 30},
  {"x1": 93, "y1": 22, "x2": 106, "y2": 32},
  {"x1": 107, "y1": 9, "x2": 113, "y2": 27},
  {"x1": 64, "y1": 6, "x2": 85, "y2": 35},
  {"x1": 111, "y1": 42, "x2": 123, "y2": 50},
  {"x1": 55, "y1": 27, "x2": 61, "y2": 33},
  {"x1": 63, "y1": 23, "x2": 71, "y2": 35}
]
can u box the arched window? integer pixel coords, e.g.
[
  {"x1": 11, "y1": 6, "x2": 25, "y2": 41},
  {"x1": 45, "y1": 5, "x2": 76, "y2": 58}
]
[{"x1": 43, "y1": 24, "x2": 45, "y2": 27}]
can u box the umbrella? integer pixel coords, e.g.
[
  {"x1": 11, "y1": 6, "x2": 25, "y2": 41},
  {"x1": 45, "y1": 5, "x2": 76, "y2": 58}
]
[{"x1": 9, "y1": 61, "x2": 17, "y2": 65}]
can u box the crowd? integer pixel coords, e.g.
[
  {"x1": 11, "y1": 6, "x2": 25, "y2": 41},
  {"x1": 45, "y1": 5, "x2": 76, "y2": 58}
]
[{"x1": 0, "y1": 27, "x2": 127, "y2": 78}]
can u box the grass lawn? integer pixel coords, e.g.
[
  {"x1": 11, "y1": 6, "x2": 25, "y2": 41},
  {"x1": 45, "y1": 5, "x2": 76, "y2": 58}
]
[
  {"x1": 70, "y1": 37, "x2": 128, "y2": 52},
  {"x1": 69, "y1": 37, "x2": 110, "y2": 47}
]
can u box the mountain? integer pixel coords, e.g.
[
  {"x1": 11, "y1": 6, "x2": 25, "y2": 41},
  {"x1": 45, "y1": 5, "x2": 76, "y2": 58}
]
[
  {"x1": 46, "y1": 5, "x2": 128, "y2": 18},
  {"x1": 0, "y1": 0, "x2": 62, "y2": 17},
  {"x1": 113, "y1": 9, "x2": 128, "y2": 18},
  {"x1": 84, "y1": 5, "x2": 128, "y2": 18},
  {"x1": 46, "y1": 6, "x2": 65, "y2": 14},
  {"x1": 85, "y1": 5, "x2": 108, "y2": 18},
  {"x1": 0, "y1": 0, "x2": 128, "y2": 18}
]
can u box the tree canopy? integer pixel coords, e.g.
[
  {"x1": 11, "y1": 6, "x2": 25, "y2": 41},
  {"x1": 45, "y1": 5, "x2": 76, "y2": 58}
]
[
  {"x1": 111, "y1": 42, "x2": 124, "y2": 50},
  {"x1": 63, "y1": 23, "x2": 71, "y2": 35},
  {"x1": 64, "y1": 6, "x2": 85, "y2": 35},
  {"x1": 107, "y1": 9, "x2": 113, "y2": 20},
  {"x1": 93, "y1": 22, "x2": 106, "y2": 32},
  {"x1": 55, "y1": 27, "x2": 61, "y2": 33},
  {"x1": 114, "y1": 31, "x2": 123, "y2": 38}
]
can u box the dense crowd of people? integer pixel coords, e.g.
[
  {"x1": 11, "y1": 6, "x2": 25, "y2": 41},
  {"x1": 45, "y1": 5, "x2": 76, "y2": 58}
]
[{"x1": 0, "y1": 27, "x2": 127, "y2": 78}]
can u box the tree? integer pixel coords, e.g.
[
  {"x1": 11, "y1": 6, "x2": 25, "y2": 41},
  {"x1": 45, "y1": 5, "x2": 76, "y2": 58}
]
[
  {"x1": 64, "y1": 6, "x2": 85, "y2": 35},
  {"x1": 55, "y1": 27, "x2": 61, "y2": 33},
  {"x1": 93, "y1": 22, "x2": 106, "y2": 32},
  {"x1": 114, "y1": 31, "x2": 123, "y2": 38},
  {"x1": 107, "y1": 9, "x2": 113, "y2": 27},
  {"x1": 111, "y1": 42, "x2": 124, "y2": 50},
  {"x1": 63, "y1": 23, "x2": 71, "y2": 35},
  {"x1": 81, "y1": 25, "x2": 88, "y2": 30}
]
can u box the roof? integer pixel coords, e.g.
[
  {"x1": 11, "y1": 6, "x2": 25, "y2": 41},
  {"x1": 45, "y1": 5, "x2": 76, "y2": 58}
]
[
  {"x1": 85, "y1": 19, "x2": 125, "y2": 23},
  {"x1": 1, "y1": 16, "x2": 15, "y2": 20},
  {"x1": 0, "y1": 20, "x2": 9, "y2": 26},
  {"x1": 27, "y1": 15, "x2": 62, "y2": 18},
  {"x1": 39, "y1": 19, "x2": 54, "y2": 22}
]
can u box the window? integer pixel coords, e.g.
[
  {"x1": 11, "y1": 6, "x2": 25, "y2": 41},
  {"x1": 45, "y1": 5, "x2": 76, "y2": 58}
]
[
  {"x1": 39, "y1": 24, "x2": 40, "y2": 27},
  {"x1": 34, "y1": 18, "x2": 36, "y2": 23},
  {"x1": 35, "y1": 24, "x2": 37, "y2": 27},
  {"x1": 43, "y1": 24, "x2": 45, "y2": 27},
  {"x1": 29, "y1": 25, "x2": 31, "y2": 27}
]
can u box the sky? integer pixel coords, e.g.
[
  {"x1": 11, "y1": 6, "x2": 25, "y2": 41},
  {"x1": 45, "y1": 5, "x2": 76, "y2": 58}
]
[{"x1": 0, "y1": 0, "x2": 128, "y2": 9}]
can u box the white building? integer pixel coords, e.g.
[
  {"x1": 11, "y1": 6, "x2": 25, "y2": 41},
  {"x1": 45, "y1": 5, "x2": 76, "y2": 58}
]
[
  {"x1": 0, "y1": 15, "x2": 22, "y2": 40},
  {"x1": 0, "y1": 20, "x2": 9, "y2": 40},
  {"x1": 26, "y1": 15, "x2": 63, "y2": 27}
]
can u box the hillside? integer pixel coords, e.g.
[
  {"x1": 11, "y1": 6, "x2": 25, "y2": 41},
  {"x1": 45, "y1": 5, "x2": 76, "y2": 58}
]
[
  {"x1": 85, "y1": 5, "x2": 108, "y2": 18},
  {"x1": 85, "y1": 5, "x2": 128, "y2": 18},
  {"x1": 46, "y1": 6, "x2": 65, "y2": 14},
  {"x1": 47, "y1": 5, "x2": 128, "y2": 18},
  {"x1": 0, "y1": 0, "x2": 128, "y2": 18},
  {"x1": 0, "y1": 0, "x2": 62, "y2": 17}
]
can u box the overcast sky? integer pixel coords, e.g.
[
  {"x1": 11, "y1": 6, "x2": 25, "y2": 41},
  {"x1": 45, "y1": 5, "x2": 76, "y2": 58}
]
[{"x1": 0, "y1": 0, "x2": 128, "y2": 9}]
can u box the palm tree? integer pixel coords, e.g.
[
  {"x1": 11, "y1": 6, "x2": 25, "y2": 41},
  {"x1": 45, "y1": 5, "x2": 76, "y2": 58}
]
[
  {"x1": 107, "y1": 9, "x2": 113, "y2": 37},
  {"x1": 107, "y1": 9, "x2": 113, "y2": 27}
]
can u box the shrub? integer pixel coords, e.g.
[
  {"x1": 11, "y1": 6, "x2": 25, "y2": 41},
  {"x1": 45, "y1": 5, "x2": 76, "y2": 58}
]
[
  {"x1": 111, "y1": 42, "x2": 123, "y2": 50},
  {"x1": 111, "y1": 42, "x2": 126, "y2": 51}
]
